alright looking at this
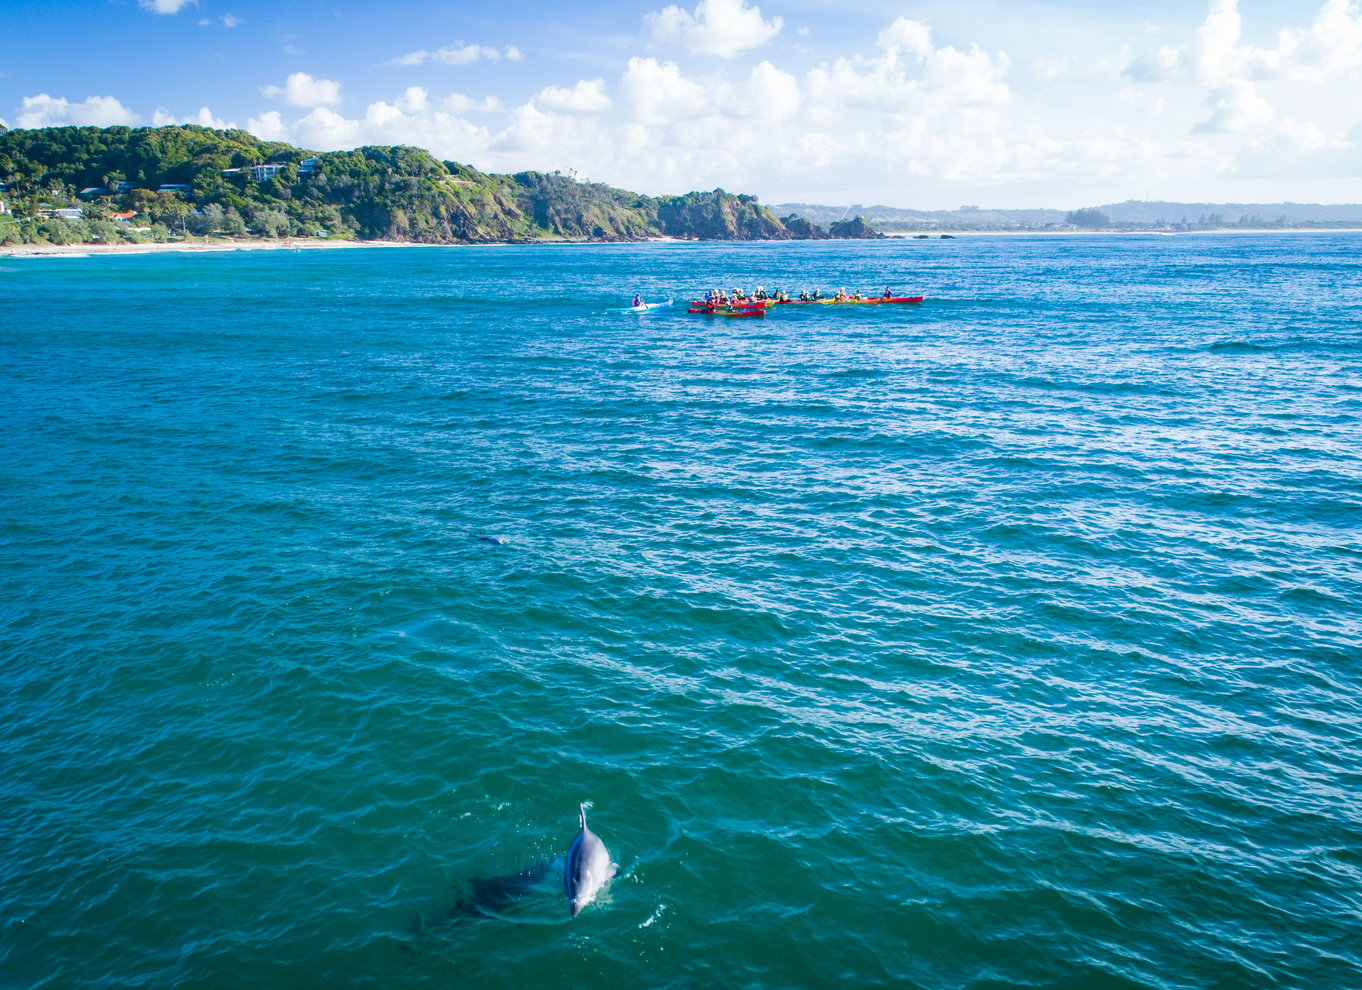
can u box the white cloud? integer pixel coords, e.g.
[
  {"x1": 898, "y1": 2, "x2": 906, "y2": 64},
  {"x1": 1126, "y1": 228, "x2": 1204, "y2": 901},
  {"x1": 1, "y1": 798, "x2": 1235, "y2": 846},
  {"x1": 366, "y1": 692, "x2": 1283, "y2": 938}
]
[
  {"x1": 394, "y1": 86, "x2": 429, "y2": 113},
  {"x1": 16, "y1": 94, "x2": 140, "y2": 128},
  {"x1": 1123, "y1": 45, "x2": 1186, "y2": 82},
  {"x1": 1125, "y1": 0, "x2": 1362, "y2": 86},
  {"x1": 805, "y1": 18, "x2": 1012, "y2": 117},
  {"x1": 1230, "y1": 118, "x2": 1352, "y2": 177},
  {"x1": 743, "y1": 61, "x2": 799, "y2": 121},
  {"x1": 262, "y1": 72, "x2": 343, "y2": 108},
  {"x1": 389, "y1": 43, "x2": 522, "y2": 67},
  {"x1": 1196, "y1": 0, "x2": 1243, "y2": 82},
  {"x1": 1194, "y1": 79, "x2": 1274, "y2": 133},
  {"x1": 152, "y1": 105, "x2": 234, "y2": 129},
  {"x1": 199, "y1": 14, "x2": 240, "y2": 27},
  {"x1": 140, "y1": 0, "x2": 196, "y2": 13},
  {"x1": 645, "y1": 0, "x2": 782, "y2": 57},
  {"x1": 533, "y1": 79, "x2": 612, "y2": 114},
  {"x1": 620, "y1": 57, "x2": 714, "y2": 125},
  {"x1": 247, "y1": 110, "x2": 288, "y2": 141},
  {"x1": 290, "y1": 107, "x2": 361, "y2": 150},
  {"x1": 443, "y1": 93, "x2": 506, "y2": 114},
  {"x1": 1031, "y1": 55, "x2": 1076, "y2": 80},
  {"x1": 253, "y1": 97, "x2": 496, "y2": 165},
  {"x1": 215, "y1": 6, "x2": 1360, "y2": 208},
  {"x1": 1116, "y1": 0, "x2": 1362, "y2": 150}
]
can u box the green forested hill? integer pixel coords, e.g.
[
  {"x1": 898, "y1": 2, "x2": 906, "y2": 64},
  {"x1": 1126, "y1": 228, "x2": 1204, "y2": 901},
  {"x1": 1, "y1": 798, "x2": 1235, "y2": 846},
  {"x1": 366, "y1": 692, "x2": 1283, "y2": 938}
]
[{"x1": 0, "y1": 124, "x2": 862, "y2": 246}]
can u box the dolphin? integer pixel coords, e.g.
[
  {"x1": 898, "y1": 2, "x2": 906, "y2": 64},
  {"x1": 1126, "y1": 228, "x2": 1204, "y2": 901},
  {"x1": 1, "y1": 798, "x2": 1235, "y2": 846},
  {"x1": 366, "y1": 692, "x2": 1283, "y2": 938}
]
[{"x1": 564, "y1": 803, "x2": 614, "y2": 917}]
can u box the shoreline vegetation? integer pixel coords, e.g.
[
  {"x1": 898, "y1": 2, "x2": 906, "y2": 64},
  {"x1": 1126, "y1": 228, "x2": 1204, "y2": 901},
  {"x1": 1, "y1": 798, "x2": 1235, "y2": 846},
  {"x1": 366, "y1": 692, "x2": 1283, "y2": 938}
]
[
  {"x1": 0, "y1": 124, "x2": 886, "y2": 250},
  {"x1": 3, "y1": 125, "x2": 1361, "y2": 253}
]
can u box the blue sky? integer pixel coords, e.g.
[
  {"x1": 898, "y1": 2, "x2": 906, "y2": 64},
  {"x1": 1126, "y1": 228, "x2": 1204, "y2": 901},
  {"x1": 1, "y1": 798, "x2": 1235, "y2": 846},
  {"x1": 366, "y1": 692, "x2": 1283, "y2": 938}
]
[{"x1": 2, "y1": 0, "x2": 1359, "y2": 208}]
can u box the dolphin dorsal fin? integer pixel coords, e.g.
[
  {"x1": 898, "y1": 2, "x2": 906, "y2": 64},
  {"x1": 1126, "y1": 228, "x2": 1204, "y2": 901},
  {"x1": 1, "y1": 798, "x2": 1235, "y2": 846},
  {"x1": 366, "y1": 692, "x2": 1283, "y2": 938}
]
[{"x1": 579, "y1": 803, "x2": 588, "y2": 830}]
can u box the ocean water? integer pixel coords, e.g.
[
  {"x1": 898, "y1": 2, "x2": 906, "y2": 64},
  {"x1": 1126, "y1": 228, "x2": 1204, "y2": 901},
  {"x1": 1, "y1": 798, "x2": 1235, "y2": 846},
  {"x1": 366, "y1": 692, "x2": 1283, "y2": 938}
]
[{"x1": 2, "y1": 235, "x2": 1359, "y2": 990}]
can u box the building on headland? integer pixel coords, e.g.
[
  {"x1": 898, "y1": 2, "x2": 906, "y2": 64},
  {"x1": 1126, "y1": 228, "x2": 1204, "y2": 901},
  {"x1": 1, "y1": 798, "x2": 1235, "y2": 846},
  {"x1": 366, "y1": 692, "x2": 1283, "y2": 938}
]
[
  {"x1": 299, "y1": 157, "x2": 319, "y2": 175},
  {"x1": 39, "y1": 207, "x2": 84, "y2": 220},
  {"x1": 159, "y1": 183, "x2": 191, "y2": 194},
  {"x1": 223, "y1": 163, "x2": 290, "y2": 182}
]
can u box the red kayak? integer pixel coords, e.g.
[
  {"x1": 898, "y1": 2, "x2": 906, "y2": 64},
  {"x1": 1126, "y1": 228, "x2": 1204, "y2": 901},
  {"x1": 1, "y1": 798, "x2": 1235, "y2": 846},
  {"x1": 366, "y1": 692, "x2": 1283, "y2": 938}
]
[
  {"x1": 687, "y1": 307, "x2": 766, "y2": 318},
  {"x1": 687, "y1": 300, "x2": 767, "y2": 317}
]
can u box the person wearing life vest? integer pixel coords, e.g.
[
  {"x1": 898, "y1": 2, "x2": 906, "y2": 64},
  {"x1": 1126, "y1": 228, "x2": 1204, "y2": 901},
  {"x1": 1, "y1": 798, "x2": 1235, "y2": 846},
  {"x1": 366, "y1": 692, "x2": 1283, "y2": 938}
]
[{"x1": 633, "y1": 295, "x2": 642, "y2": 307}]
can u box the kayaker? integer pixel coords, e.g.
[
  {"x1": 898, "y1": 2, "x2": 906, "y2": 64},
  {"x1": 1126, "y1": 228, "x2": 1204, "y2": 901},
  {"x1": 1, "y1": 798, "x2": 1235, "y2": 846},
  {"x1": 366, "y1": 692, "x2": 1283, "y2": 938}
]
[
  {"x1": 883, "y1": 287, "x2": 892, "y2": 299},
  {"x1": 632, "y1": 294, "x2": 642, "y2": 307}
]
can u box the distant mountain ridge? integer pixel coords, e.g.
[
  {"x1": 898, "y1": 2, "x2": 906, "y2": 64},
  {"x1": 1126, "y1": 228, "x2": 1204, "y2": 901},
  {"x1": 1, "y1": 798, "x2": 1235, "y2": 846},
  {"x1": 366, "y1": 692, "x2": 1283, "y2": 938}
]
[{"x1": 771, "y1": 200, "x2": 1362, "y2": 231}]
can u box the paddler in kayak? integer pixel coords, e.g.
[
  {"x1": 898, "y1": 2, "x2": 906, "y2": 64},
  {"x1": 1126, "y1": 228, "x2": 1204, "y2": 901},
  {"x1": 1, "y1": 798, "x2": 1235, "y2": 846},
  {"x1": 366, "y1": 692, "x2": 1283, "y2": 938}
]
[{"x1": 632, "y1": 294, "x2": 643, "y2": 307}]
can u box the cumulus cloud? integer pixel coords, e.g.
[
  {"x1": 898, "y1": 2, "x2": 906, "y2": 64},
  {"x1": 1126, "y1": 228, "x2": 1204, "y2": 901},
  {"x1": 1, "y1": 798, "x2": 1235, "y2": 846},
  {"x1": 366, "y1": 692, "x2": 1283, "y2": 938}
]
[
  {"x1": 645, "y1": 0, "x2": 782, "y2": 57},
  {"x1": 389, "y1": 43, "x2": 522, "y2": 67},
  {"x1": 1193, "y1": 79, "x2": 1273, "y2": 133},
  {"x1": 152, "y1": 106, "x2": 234, "y2": 129},
  {"x1": 1125, "y1": 0, "x2": 1362, "y2": 85},
  {"x1": 744, "y1": 61, "x2": 799, "y2": 120},
  {"x1": 217, "y1": 6, "x2": 1357, "y2": 208},
  {"x1": 805, "y1": 17, "x2": 1012, "y2": 117},
  {"x1": 140, "y1": 0, "x2": 196, "y2": 13},
  {"x1": 1031, "y1": 55, "x2": 1076, "y2": 81},
  {"x1": 16, "y1": 94, "x2": 140, "y2": 128},
  {"x1": 443, "y1": 93, "x2": 507, "y2": 114},
  {"x1": 247, "y1": 110, "x2": 288, "y2": 141},
  {"x1": 1122, "y1": 45, "x2": 1184, "y2": 83},
  {"x1": 1118, "y1": 0, "x2": 1362, "y2": 146},
  {"x1": 533, "y1": 79, "x2": 612, "y2": 114},
  {"x1": 262, "y1": 72, "x2": 343, "y2": 108},
  {"x1": 250, "y1": 96, "x2": 496, "y2": 166},
  {"x1": 394, "y1": 86, "x2": 429, "y2": 113},
  {"x1": 621, "y1": 57, "x2": 715, "y2": 125}
]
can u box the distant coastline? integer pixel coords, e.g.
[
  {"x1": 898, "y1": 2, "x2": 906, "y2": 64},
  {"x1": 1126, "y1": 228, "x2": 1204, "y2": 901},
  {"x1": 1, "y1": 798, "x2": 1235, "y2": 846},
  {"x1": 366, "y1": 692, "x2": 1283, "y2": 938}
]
[{"x1": 8, "y1": 227, "x2": 1362, "y2": 260}]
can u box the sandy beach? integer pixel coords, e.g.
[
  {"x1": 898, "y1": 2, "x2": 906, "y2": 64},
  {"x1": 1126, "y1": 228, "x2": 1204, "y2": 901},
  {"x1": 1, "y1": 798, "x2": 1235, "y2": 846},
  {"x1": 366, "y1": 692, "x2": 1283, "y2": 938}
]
[{"x1": 0, "y1": 237, "x2": 415, "y2": 258}]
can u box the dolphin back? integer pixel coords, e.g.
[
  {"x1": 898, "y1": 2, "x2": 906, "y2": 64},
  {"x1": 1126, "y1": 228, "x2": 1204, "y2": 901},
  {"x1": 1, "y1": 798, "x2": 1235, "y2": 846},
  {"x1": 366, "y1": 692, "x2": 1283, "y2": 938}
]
[{"x1": 564, "y1": 804, "x2": 612, "y2": 917}]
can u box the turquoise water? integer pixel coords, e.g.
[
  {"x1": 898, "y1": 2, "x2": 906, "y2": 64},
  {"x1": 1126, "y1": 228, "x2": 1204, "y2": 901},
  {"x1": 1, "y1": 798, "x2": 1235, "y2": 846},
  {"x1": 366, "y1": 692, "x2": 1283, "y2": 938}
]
[{"x1": 2, "y1": 236, "x2": 1360, "y2": 989}]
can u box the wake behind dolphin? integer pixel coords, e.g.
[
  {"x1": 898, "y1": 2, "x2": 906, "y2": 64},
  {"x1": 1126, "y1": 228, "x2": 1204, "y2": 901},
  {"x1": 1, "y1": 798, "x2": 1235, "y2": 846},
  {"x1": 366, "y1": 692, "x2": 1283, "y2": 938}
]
[{"x1": 564, "y1": 803, "x2": 615, "y2": 917}]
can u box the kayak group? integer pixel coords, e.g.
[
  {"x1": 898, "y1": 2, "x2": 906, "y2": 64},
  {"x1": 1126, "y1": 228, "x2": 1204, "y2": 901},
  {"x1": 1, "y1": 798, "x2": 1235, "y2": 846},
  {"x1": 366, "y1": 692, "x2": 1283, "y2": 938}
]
[{"x1": 685, "y1": 286, "x2": 925, "y2": 316}]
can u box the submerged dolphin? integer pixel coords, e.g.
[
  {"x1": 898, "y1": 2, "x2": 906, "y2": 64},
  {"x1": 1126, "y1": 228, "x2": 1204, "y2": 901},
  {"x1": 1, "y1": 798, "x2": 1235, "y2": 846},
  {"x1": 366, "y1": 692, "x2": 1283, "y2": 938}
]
[
  {"x1": 416, "y1": 859, "x2": 556, "y2": 930},
  {"x1": 564, "y1": 803, "x2": 614, "y2": 917}
]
